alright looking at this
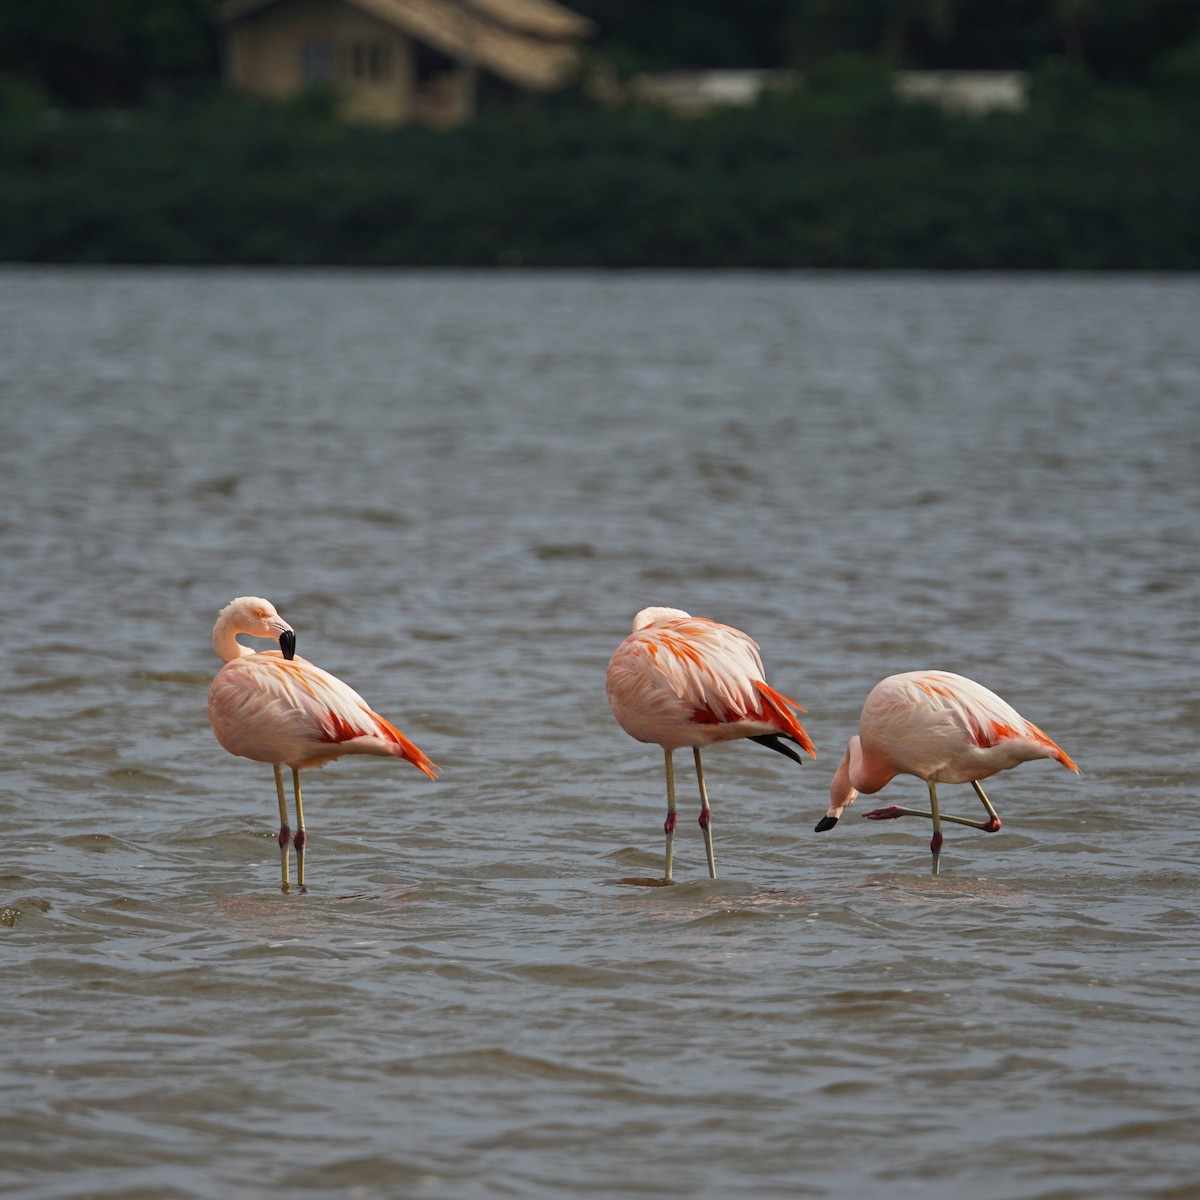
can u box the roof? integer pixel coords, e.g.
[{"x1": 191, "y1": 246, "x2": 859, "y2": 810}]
[
  {"x1": 219, "y1": 0, "x2": 594, "y2": 91},
  {"x1": 456, "y1": 0, "x2": 592, "y2": 40}
]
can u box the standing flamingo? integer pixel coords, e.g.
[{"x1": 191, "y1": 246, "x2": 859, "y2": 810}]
[
  {"x1": 207, "y1": 597, "x2": 438, "y2": 892},
  {"x1": 816, "y1": 670, "x2": 1079, "y2": 875},
  {"x1": 606, "y1": 607, "x2": 815, "y2": 882}
]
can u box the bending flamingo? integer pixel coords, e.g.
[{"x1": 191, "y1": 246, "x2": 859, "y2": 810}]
[
  {"x1": 606, "y1": 607, "x2": 815, "y2": 882},
  {"x1": 207, "y1": 596, "x2": 438, "y2": 892},
  {"x1": 816, "y1": 670, "x2": 1079, "y2": 875}
]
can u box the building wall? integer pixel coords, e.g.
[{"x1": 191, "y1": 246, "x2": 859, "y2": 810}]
[
  {"x1": 225, "y1": 0, "x2": 417, "y2": 125},
  {"x1": 894, "y1": 71, "x2": 1029, "y2": 115}
]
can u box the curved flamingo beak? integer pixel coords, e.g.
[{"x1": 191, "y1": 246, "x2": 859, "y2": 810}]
[{"x1": 278, "y1": 628, "x2": 296, "y2": 660}]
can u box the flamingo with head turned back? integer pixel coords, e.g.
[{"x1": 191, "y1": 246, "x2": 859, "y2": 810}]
[
  {"x1": 815, "y1": 670, "x2": 1079, "y2": 875},
  {"x1": 207, "y1": 597, "x2": 438, "y2": 892},
  {"x1": 606, "y1": 607, "x2": 816, "y2": 882}
]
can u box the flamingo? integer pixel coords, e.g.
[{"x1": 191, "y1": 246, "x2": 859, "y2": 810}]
[
  {"x1": 207, "y1": 597, "x2": 438, "y2": 892},
  {"x1": 606, "y1": 607, "x2": 815, "y2": 882},
  {"x1": 816, "y1": 670, "x2": 1079, "y2": 875}
]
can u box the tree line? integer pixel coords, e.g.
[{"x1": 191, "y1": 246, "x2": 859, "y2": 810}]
[
  {"x1": 2, "y1": 1, "x2": 1198, "y2": 109},
  {"x1": 3, "y1": 66, "x2": 1196, "y2": 269}
]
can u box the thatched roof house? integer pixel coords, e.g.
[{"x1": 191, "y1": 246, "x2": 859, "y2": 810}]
[{"x1": 219, "y1": 0, "x2": 594, "y2": 126}]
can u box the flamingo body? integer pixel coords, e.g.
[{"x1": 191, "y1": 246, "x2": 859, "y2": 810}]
[
  {"x1": 207, "y1": 597, "x2": 436, "y2": 891},
  {"x1": 606, "y1": 607, "x2": 814, "y2": 881},
  {"x1": 820, "y1": 670, "x2": 1078, "y2": 873},
  {"x1": 208, "y1": 650, "x2": 436, "y2": 776}
]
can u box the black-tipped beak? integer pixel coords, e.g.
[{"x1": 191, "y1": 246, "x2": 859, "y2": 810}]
[
  {"x1": 814, "y1": 816, "x2": 838, "y2": 833},
  {"x1": 279, "y1": 629, "x2": 296, "y2": 661}
]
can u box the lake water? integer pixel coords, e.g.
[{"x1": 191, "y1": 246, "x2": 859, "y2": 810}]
[{"x1": 1, "y1": 267, "x2": 1198, "y2": 1200}]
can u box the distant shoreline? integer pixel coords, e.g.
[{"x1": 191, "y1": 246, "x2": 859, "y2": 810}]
[{"x1": 3, "y1": 87, "x2": 1197, "y2": 270}]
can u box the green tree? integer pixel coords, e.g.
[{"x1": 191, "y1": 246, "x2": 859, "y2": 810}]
[
  {"x1": 0, "y1": 0, "x2": 222, "y2": 106},
  {"x1": 1053, "y1": 0, "x2": 1096, "y2": 64},
  {"x1": 879, "y1": 0, "x2": 957, "y2": 63}
]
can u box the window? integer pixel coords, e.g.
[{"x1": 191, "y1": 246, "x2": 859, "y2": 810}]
[{"x1": 350, "y1": 41, "x2": 391, "y2": 81}]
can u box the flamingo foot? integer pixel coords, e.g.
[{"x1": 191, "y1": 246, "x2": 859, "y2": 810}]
[
  {"x1": 863, "y1": 806, "x2": 911, "y2": 821},
  {"x1": 814, "y1": 816, "x2": 838, "y2": 832}
]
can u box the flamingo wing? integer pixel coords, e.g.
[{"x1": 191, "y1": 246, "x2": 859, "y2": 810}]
[
  {"x1": 208, "y1": 652, "x2": 438, "y2": 777},
  {"x1": 917, "y1": 672, "x2": 1077, "y2": 770},
  {"x1": 870, "y1": 671, "x2": 1077, "y2": 780},
  {"x1": 607, "y1": 616, "x2": 814, "y2": 754}
]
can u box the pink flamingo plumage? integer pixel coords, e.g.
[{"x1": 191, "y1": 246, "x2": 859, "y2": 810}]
[
  {"x1": 606, "y1": 607, "x2": 816, "y2": 882},
  {"x1": 816, "y1": 670, "x2": 1079, "y2": 874},
  {"x1": 207, "y1": 597, "x2": 438, "y2": 892}
]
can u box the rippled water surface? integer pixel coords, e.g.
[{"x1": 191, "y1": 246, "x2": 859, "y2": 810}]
[{"x1": 2, "y1": 268, "x2": 1198, "y2": 1200}]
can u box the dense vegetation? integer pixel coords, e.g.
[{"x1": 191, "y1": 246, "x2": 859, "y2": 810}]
[{"x1": 1, "y1": 1, "x2": 1198, "y2": 268}]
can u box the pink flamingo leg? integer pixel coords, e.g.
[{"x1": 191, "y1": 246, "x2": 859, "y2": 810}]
[
  {"x1": 694, "y1": 747, "x2": 716, "y2": 880},
  {"x1": 972, "y1": 780, "x2": 1003, "y2": 832},
  {"x1": 862, "y1": 782, "x2": 1003, "y2": 835},
  {"x1": 291, "y1": 766, "x2": 308, "y2": 892},
  {"x1": 663, "y1": 749, "x2": 677, "y2": 883},
  {"x1": 928, "y1": 781, "x2": 943, "y2": 876},
  {"x1": 273, "y1": 764, "x2": 291, "y2": 893},
  {"x1": 862, "y1": 783, "x2": 953, "y2": 874}
]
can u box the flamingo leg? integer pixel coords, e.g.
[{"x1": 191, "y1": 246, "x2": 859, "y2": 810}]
[
  {"x1": 863, "y1": 779, "x2": 1003, "y2": 836},
  {"x1": 863, "y1": 805, "x2": 997, "y2": 831},
  {"x1": 292, "y1": 766, "x2": 308, "y2": 892},
  {"x1": 694, "y1": 747, "x2": 716, "y2": 880},
  {"x1": 663, "y1": 748, "x2": 677, "y2": 883},
  {"x1": 928, "y1": 781, "x2": 943, "y2": 876},
  {"x1": 972, "y1": 780, "x2": 1003, "y2": 831},
  {"x1": 273, "y1": 764, "x2": 291, "y2": 894}
]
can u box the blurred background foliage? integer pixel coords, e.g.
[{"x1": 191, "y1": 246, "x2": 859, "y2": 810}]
[
  {"x1": 5, "y1": 1, "x2": 1200, "y2": 103},
  {"x1": 1, "y1": 0, "x2": 1198, "y2": 266}
]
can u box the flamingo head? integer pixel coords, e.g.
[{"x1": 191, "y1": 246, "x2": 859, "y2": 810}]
[
  {"x1": 216, "y1": 596, "x2": 296, "y2": 659},
  {"x1": 631, "y1": 607, "x2": 691, "y2": 632}
]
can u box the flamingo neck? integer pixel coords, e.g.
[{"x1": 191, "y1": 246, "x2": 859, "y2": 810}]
[
  {"x1": 213, "y1": 619, "x2": 255, "y2": 663},
  {"x1": 826, "y1": 745, "x2": 859, "y2": 820},
  {"x1": 849, "y1": 735, "x2": 898, "y2": 795},
  {"x1": 825, "y1": 734, "x2": 901, "y2": 821}
]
